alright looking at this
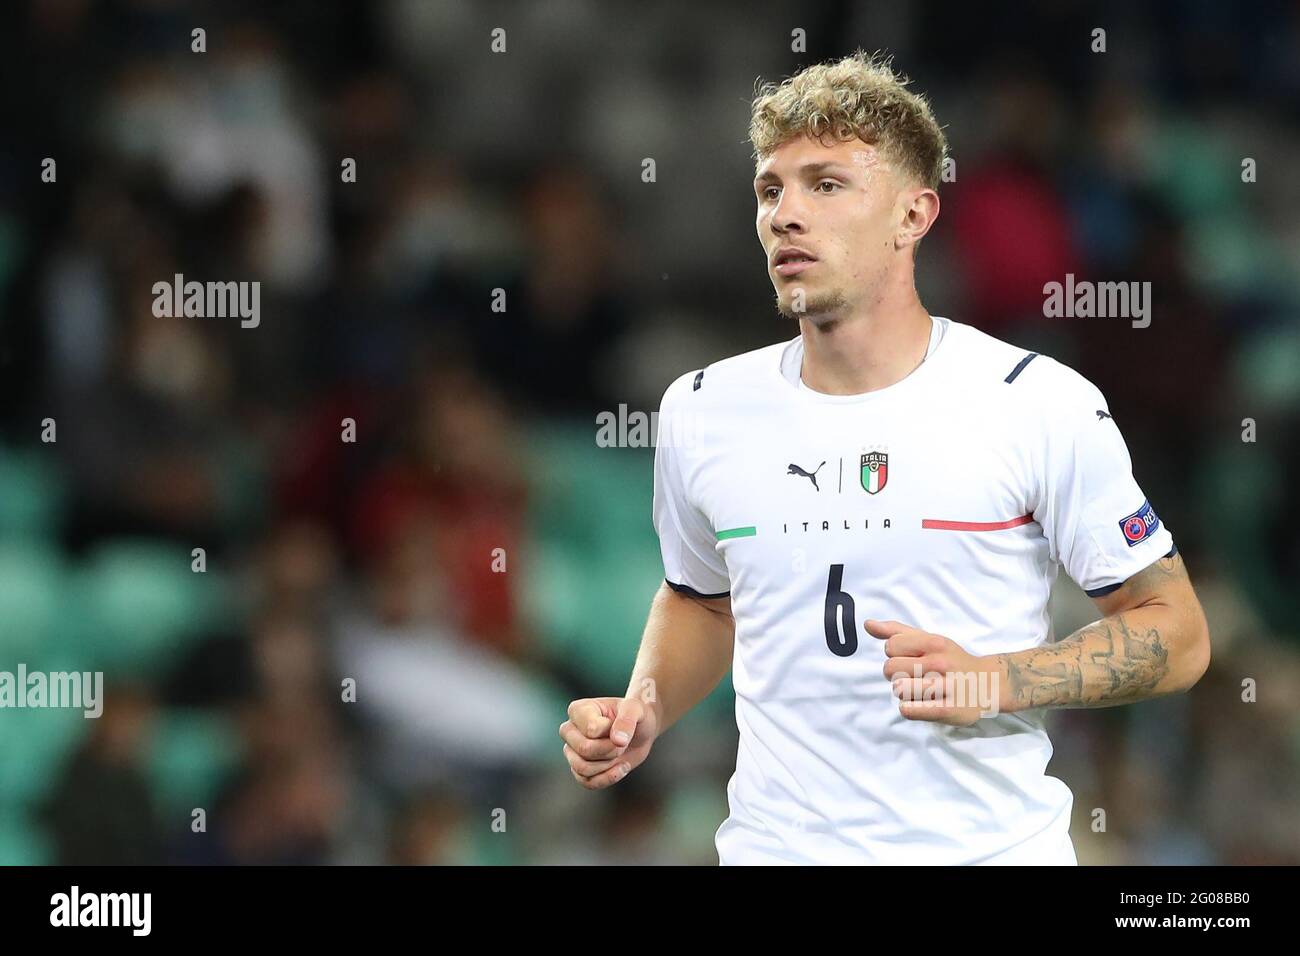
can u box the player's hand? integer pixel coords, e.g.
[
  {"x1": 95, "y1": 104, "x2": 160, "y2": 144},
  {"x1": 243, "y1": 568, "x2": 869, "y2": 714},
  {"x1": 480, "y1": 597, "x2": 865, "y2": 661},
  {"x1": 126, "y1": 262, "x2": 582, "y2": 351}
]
[
  {"x1": 867, "y1": 619, "x2": 1006, "y2": 726},
  {"x1": 559, "y1": 693, "x2": 660, "y2": 790}
]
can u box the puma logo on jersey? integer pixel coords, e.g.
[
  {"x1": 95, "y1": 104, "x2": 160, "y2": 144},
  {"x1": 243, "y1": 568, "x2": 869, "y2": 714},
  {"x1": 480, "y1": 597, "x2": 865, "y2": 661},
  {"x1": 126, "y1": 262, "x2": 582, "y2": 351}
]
[
  {"x1": 1096, "y1": 409, "x2": 1113, "y2": 421},
  {"x1": 787, "y1": 461, "x2": 826, "y2": 491}
]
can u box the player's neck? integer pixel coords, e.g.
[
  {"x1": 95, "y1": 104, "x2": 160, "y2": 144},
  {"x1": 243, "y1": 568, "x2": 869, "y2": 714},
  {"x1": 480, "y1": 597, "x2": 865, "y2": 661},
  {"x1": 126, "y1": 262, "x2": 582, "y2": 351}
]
[{"x1": 797, "y1": 286, "x2": 933, "y2": 396}]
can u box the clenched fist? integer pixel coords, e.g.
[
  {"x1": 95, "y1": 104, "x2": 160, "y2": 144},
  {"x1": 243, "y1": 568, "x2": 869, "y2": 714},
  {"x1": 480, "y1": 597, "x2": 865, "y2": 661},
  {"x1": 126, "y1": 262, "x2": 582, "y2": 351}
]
[
  {"x1": 559, "y1": 694, "x2": 660, "y2": 790},
  {"x1": 869, "y1": 619, "x2": 1007, "y2": 726}
]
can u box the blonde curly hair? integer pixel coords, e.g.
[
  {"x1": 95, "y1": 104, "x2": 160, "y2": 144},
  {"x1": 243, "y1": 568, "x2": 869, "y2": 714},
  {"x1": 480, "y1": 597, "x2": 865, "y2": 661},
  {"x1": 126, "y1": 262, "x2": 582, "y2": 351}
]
[{"x1": 749, "y1": 49, "x2": 948, "y2": 191}]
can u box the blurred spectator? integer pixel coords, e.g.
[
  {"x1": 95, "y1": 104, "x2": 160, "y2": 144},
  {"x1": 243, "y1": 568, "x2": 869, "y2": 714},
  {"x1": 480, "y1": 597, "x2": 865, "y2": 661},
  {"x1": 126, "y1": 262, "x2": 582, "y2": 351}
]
[{"x1": 39, "y1": 685, "x2": 162, "y2": 865}]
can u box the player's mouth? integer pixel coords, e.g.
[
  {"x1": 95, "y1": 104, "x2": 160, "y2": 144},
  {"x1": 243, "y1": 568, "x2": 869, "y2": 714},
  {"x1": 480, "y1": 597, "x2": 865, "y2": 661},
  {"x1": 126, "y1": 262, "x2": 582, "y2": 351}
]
[{"x1": 773, "y1": 247, "x2": 818, "y2": 277}]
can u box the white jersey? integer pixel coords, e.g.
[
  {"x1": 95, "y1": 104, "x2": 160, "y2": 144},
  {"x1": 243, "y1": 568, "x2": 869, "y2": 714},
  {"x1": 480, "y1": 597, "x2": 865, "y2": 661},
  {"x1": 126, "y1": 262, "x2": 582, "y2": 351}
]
[{"x1": 651, "y1": 317, "x2": 1174, "y2": 865}]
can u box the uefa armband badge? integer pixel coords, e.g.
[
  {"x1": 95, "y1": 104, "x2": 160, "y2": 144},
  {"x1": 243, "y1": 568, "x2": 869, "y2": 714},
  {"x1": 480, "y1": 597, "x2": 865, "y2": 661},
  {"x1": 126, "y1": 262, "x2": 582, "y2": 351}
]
[{"x1": 1119, "y1": 499, "x2": 1160, "y2": 547}]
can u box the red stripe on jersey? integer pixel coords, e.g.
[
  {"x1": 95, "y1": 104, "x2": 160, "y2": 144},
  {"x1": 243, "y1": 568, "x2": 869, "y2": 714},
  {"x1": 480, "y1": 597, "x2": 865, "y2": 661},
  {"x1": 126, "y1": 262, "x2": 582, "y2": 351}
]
[{"x1": 921, "y1": 513, "x2": 1035, "y2": 532}]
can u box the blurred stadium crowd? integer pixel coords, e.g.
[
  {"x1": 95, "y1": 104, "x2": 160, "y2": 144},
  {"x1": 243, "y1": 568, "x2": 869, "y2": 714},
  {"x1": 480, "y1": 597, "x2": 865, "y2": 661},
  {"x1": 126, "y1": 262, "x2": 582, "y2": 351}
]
[{"x1": 1, "y1": 0, "x2": 1298, "y2": 864}]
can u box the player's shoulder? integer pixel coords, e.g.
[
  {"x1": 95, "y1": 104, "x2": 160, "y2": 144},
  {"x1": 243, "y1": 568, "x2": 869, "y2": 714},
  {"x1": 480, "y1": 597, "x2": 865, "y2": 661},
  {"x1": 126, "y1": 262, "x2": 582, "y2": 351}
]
[
  {"x1": 657, "y1": 338, "x2": 790, "y2": 411},
  {"x1": 944, "y1": 320, "x2": 1107, "y2": 411}
]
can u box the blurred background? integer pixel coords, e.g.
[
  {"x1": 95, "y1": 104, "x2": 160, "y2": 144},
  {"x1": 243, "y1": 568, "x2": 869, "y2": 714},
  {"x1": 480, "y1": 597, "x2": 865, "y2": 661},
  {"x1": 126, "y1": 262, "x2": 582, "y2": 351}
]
[{"x1": 0, "y1": 0, "x2": 1298, "y2": 865}]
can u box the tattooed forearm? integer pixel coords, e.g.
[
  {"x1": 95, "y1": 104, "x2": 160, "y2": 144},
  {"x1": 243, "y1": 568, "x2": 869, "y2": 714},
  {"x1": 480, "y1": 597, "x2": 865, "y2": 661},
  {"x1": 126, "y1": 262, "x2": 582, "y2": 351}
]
[
  {"x1": 996, "y1": 552, "x2": 1206, "y2": 712},
  {"x1": 999, "y1": 613, "x2": 1170, "y2": 711}
]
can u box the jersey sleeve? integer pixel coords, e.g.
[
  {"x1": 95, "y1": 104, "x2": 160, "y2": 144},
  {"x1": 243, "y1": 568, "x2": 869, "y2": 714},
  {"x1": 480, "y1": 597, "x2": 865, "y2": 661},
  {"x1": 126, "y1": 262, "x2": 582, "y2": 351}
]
[
  {"x1": 652, "y1": 372, "x2": 731, "y2": 598},
  {"x1": 1031, "y1": 362, "x2": 1175, "y2": 597}
]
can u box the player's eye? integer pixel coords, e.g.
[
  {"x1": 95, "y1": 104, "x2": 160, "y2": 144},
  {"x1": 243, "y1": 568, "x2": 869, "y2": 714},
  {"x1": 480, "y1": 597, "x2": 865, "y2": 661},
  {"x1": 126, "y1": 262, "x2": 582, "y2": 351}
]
[
  {"x1": 761, "y1": 186, "x2": 781, "y2": 201},
  {"x1": 815, "y1": 179, "x2": 841, "y2": 194}
]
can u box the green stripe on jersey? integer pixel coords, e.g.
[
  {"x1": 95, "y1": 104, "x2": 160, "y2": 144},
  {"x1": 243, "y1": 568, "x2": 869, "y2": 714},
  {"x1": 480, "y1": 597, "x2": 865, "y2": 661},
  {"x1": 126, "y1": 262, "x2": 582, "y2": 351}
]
[{"x1": 716, "y1": 526, "x2": 757, "y2": 540}]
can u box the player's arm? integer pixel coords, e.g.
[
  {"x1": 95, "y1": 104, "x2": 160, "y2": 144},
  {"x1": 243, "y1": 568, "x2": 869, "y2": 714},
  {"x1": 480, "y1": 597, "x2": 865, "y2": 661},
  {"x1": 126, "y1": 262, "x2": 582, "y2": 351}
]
[
  {"x1": 995, "y1": 549, "x2": 1210, "y2": 712},
  {"x1": 628, "y1": 582, "x2": 734, "y2": 732},
  {"x1": 876, "y1": 362, "x2": 1211, "y2": 725},
  {"x1": 561, "y1": 368, "x2": 734, "y2": 789},
  {"x1": 559, "y1": 582, "x2": 733, "y2": 790},
  {"x1": 872, "y1": 551, "x2": 1210, "y2": 724}
]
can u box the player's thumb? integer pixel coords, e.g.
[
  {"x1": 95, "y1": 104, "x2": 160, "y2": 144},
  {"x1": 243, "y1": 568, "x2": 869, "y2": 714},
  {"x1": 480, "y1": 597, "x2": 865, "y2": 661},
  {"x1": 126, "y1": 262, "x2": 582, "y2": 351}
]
[{"x1": 609, "y1": 696, "x2": 645, "y2": 749}]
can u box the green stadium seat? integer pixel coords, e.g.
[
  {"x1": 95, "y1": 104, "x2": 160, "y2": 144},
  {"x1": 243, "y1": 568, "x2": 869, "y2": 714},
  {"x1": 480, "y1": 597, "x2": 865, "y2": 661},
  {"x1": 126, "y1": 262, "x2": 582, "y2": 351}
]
[
  {"x1": 0, "y1": 811, "x2": 52, "y2": 865},
  {"x1": 0, "y1": 542, "x2": 66, "y2": 663},
  {"x1": 147, "y1": 708, "x2": 242, "y2": 820},
  {"x1": 65, "y1": 540, "x2": 230, "y2": 680},
  {"x1": 0, "y1": 446, "x2": 65, "y2": 541},
  {"x1": 0, "y1": 705, "x2": 89, "y2": 809}
]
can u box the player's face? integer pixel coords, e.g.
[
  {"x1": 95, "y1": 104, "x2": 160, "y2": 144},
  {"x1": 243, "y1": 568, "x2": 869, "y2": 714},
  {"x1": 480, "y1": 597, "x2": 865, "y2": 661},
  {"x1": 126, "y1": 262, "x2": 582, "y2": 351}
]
[{"x1": 754, "y1": 135, "x2": 904, "y2": 324}]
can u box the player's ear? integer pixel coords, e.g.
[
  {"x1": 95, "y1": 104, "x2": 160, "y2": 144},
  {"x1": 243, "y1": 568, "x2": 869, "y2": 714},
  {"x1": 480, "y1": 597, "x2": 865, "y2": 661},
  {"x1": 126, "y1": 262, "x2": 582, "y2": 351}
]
[{"x1": 896, "y1": 186, "x2": 939, "y2": 251}]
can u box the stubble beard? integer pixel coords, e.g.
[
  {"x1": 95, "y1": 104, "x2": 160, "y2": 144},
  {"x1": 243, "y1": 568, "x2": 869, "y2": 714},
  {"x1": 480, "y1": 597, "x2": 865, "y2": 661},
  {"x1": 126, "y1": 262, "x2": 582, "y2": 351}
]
[{"x1": 776, "y1": 285, "x2": 851, "y2": 329}]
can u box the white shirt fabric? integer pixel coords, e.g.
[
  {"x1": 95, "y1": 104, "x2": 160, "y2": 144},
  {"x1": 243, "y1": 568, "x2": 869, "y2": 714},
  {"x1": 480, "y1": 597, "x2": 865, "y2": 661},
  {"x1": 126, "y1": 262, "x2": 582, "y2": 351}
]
[
  {"x1": 796, "y1": 314, "x2": 945, "y2": 394},
  {"x1": 651, "y1": 317, "x2": 1174, "y2": 865}
]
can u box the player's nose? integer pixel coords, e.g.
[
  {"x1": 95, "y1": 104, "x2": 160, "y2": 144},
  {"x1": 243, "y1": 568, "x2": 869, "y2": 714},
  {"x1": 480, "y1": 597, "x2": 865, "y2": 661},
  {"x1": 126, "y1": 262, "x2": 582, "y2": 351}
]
[
  {"x1": 770, "y1": 194, "x2": 807, "y2": 234},
  {"x1": 771, "y1": 208, "x2": 806, "y2": 235}
]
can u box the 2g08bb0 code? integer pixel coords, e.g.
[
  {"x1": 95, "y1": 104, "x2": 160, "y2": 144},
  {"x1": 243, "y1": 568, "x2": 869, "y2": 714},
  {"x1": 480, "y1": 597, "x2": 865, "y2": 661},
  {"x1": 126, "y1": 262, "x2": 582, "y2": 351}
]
[{"x1": 1189, "y1": 893, "x2": 1250, "y2": 904}]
